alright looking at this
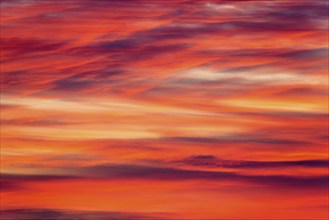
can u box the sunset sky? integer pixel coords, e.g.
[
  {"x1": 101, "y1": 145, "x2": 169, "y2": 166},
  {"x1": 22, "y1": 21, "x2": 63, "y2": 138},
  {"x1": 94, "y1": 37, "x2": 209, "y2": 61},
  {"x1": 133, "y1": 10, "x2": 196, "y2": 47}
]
[{"x1": 0, "y1": 0, "x2": 328, "y2": 219}]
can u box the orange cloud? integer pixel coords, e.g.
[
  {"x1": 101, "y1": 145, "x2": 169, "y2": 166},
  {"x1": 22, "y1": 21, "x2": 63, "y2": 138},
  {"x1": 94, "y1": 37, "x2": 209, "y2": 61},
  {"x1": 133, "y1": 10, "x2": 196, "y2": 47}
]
[{"x1": 1, "y1": 0, "x2": 328, "y2": 219}]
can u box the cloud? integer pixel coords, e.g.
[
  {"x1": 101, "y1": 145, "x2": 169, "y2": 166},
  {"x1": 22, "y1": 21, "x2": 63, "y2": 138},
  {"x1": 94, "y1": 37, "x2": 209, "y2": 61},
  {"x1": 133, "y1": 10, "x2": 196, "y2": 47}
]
[
  {"x1": 277, "y1": 87, "x2": 329, "y2": 97},
  {"x1": 133, "y1": 18, "x2": 325, "y2": 42},
  {"x1": 0, "y1": 180, "x2": 23, "y2": 192},
  {"x1": 69, "y1": 40, "x2": 192, "y2": 64},
  {"x1": 267, "y1": 1, "x2": 329, "y2": 21},
  {"x1": 1, "y1": 38, "x2": 67, "y2": 57},
  {"x1": 51, "y1": 77, "x2": 96, "y2": 92},
  {"x1": 180, "y1": 67, "x2": 326, "y2": 86},
  {"x1": 60, "y1": 164, "x2": 329, "y2": 189},
  {"x1": 0, "y1": 173, "x2": 80, "y2": 192},
  {"x1": 165, "y1": 136, "x2": 309, "y2": 145},
  {"x1": 1, "y1": 173, "x2": 80, "y2": 182},
  {"x1": 45, "y1": 153, "x2": 101, "y2": 162},
  {"x1": 176, "y1": 155, "x2": 329, "y2": 169},
  {"x1": 1, "y1": 118, "x2": 71, "y2": 126},
  {"x1": 1, "y1": 0, "x2": 328, "y2": 218},
  {"x1": 1, "y1": 0, "x2": 327, "y2": 98},
  {"x1": 2, "y1": 163, "x2": 328, "y2": 190},
  {"x1": 281, "y1": 48, "x2": 328, "y2": 60},
  {"x1": 0, "y1": 209, "x2": 166, "y2": 220}
]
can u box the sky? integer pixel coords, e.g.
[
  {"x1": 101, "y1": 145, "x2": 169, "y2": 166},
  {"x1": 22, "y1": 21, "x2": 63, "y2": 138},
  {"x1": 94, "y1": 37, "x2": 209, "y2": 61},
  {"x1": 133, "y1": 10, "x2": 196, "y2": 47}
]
[{"x1": 0, "y1": 0, "x2": 328, "y2": 219}]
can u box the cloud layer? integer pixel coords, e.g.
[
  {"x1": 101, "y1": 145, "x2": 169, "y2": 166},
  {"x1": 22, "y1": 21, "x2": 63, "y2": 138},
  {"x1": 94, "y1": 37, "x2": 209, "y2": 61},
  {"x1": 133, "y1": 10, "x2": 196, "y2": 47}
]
[{"x1": 1, "y1": 0, "x2": 328, "y2": 219}]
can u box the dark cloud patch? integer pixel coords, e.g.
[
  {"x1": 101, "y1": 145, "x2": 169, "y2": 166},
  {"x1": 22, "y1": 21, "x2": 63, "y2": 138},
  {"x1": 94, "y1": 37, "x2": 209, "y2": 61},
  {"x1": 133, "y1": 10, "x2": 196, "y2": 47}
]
[
  {"x1": 177, "y1": 155, "x2": 219, "y2": 166},
  {"x1": 76, "y1": 163, "x2": 236, "y2": 180},
  {"x1": 134, "y1": 23, "x2": 209, "y2": 40},
  {"x1": 0, "y1": 209, "x2": 166, "y2": 220},
  {"x1": 1, "y1": 209, "x2": 81, "y2": 220},
  {"x1": 70, "y1": 40, "x2": 191, "y2": 61},
  {"x1": 217, "y1": 21, "x2": 315, "y2": 32},
  {"x1": 1, "y1": 38, "x2": 67, "y2": 57},
  {"x1": 93, "y1": 165, "x2": 328, "y2": 188},
  {"x1": 255, "y1": 126, "x2": 328, "y2": 143},
  {"x1": 197, "y1": 48, "x2": 327, "y2": 70},
  {"x1": 47, "y1": 67, "x2": 129, "y2": 93},
  {"x1": 1, "y1": 70, "x2": 62, "y2": 94},
  {"x1": 246, "y1": 174, "x2": 329, "y2": 189},
  {"x1": 318, "y1": 135, "x2": 329, "y2": 141},
  {"x1": 177, "y1": 155, "x2": 329, "y2": 169},
  {"x1": 278, "y1": 87, "x2": 329, "y2": 97},
  {"x1": 281, "y1": 48, "x2": 328, "y2": 60},
  {"x1": 2, "y1": 163, "x2": 328, "y2": 190},
  {"x1": 78, "y1": 68, "x2": 126, "y2": 79},
  {"x1": 78, "y1": 163, "x2": 329, "y2": 189},
  {"x1": 1, "y1": 71, "x2": 36, "y2": 88},
  {"x1": 165, "y1": 136, "x2": 309, "y2": 145},
  {"x1": 105, "y1": 43, "x2": 192, "y2": 64},
  {"x1": 96, "y1": 39, "x2": 145, "y2": 51},
  {"x1": 0, "y1": 173, "x2": 80, "y2": 192},
  {"x1": 0, "y1": 179, "x2": 23, "y2": 192},
  {"x1": 157, "y1": 8, "x2": 188, "y2": 19},
  {"x1": 62, "y1": 65, "x2": 128, "y2": 82},
  {"x1": 75, "y1": 0, "x2": 174, "y2": 10},
  {"x1": 268, "y1": 1, "x2": 329, "y2": 21},
  {"x1": 51, "y1": 77, "x2": 96, "y2": 92},
  {"x1": 1, "y1": 173, "x2": 80, "y2": 182}
]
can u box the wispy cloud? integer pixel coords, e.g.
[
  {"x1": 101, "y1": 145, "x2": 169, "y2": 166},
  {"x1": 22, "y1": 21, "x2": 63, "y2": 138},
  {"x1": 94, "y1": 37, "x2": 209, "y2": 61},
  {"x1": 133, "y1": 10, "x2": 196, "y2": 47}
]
[{"x1": 1, "y1": 0, "x2": 328, "y2": 219}]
